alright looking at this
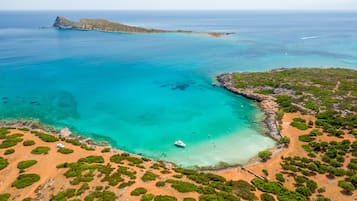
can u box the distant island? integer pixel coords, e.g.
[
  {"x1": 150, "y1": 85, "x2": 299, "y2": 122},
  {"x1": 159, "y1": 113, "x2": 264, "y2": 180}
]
[{"x1": 53, "y1": 16, "x2": 232, "y2": 37}]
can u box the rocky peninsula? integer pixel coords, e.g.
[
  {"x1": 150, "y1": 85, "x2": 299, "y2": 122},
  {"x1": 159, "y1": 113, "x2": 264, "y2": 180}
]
[
  {"x1": 53, "y1": 16, "x2": 232, "y2": 37},
  {"x1": 217, "y1": 73, "x2": 282, "y2": 140}
]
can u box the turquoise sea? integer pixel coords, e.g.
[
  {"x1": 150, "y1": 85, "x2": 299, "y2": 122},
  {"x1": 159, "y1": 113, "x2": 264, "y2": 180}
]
[{"x1": 1, "y1": 11, "x2": 357, "y2": 167}]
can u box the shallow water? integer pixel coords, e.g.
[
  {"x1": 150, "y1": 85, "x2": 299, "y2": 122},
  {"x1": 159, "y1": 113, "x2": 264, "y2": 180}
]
[{"x1": 1, "y1": 11, "x2": 357, "y2": 167}]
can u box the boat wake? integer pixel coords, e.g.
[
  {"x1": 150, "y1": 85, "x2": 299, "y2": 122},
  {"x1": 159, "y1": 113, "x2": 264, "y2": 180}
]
[{"x1": 300, "y1": 36, "x2": 320, "y2": 40}]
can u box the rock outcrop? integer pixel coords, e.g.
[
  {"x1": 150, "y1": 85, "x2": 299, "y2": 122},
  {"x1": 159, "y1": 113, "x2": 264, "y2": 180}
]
[{"x1": 217, "y1": 73, "x2": 282, "y2": 141}]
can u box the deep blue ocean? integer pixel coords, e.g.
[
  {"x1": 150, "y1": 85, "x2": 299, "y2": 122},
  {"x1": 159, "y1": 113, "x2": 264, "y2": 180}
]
[{"x1": 1, "y1": 11, "x2": 357, "y2": 167}]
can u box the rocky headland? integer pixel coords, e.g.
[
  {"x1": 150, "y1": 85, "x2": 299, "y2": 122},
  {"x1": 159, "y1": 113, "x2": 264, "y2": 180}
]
[
  {"x1": 53, "y1": 16, "x2": 232, "y2": 37},
  {"x1": 217, "y1": 73, "x2": 282, "y2": 140}
]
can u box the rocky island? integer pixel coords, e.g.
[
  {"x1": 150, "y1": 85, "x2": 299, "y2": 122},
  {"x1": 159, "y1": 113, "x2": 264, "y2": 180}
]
[{"x1": 53, "y1": 16, "x2": 231, "y2": 37}]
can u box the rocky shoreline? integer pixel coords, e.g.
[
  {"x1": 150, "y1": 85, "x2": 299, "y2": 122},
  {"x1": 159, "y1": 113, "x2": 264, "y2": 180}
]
[
  {"x1": 216, "y1": 73, "x2": 282, "y2": 141},
  {"x1": 0, "y1": 119, "x2": 110, "y2": 148}
]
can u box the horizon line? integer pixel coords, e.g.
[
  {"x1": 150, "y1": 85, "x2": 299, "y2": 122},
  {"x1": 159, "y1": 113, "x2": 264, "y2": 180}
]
[{"x1": 1, "y1": 8, "x2": 357, "y2": 11}]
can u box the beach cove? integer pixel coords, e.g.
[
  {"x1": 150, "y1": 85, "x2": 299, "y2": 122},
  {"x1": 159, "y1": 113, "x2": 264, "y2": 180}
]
[{"x1": 1, "y1": 11, "x2": 357, "y2": 168}]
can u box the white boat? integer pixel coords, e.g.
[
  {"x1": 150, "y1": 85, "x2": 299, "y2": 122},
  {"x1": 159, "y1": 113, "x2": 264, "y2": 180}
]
[{"x1": 174, "y1": 140, "x2": 186, "y2": 148}]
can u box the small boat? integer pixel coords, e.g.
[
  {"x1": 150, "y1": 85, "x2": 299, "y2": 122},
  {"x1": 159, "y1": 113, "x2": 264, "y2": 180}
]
[{"x1": 174, "y1": 140, "x2": 186, "y2": 148}]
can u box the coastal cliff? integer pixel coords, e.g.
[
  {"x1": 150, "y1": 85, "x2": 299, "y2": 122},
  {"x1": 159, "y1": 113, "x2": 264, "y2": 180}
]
[
  {"x1": 53, "y1": 16, "x2": 231, "y2": 37},
  {"x1": 217, "y1": 73, "x2": 282, "y2": 140}
]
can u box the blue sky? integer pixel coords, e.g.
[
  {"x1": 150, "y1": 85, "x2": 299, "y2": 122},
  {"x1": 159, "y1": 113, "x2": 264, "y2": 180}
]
[{"x1": 1, "y1": 0, "x2": 356, "y2": 10}]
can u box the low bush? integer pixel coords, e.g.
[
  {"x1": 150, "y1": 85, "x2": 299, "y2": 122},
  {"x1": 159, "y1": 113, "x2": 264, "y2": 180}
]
[
  {"x1": 0, "y1": 138, "x2": 22, "y2": 149},
  {"x1": 31, "y1": 131, "x2": 58, "y2": 142},
  {"x1": 118, "y1": 181, "x2": 135, "y2": 189},
  {"x1": 258, "y1": 150, "x2": 272, "y2": 161},
  {"x1": 57, "y1": 148, "x2": 74, "y2": 154},
  {"x1": 101, "y1": 148, "x2": 111, "y2": 153},
  {"x1": 4, "y1": 149, "x2": 15, "y2": 155},
  {"x1": 299, "y1": 135, "x2": 314, "y2": 142},
  {"x1": 291, "y1": 118, "x2": 308, "y2": 130},
  {"x1": 78, "y1": 156, "x2": 104, "y2": 163},
  {"x1": 142, "y1": 171, "x2": 158, "y2": 182},
  {"x1": 131, "y1": 187, "x2": 147, "y2": 196},
  {"x1": 0, "y1": 193, "x2": 10, "y2": 201},
  {"x1": 278, "y1": 137, "x2": 290, "y2": 146},
  {"x1": 275, "y1": 173, "x2": 285, "y2": 182},
  {"x1": 51, "y1": 189, "x2": 76, "y2": 201},
  {"x1": 338, "y1": 180, "x2": 355, "y2": 193},
  {"x1": 260, "y1": 193, "x2": 275, "y2": 201},
  {"x1": 183, "y1": 198, "x2": 196, "y2": 201},
  {"x1": 154, "y1": 195, "x2": 177, "y2": 201},
  {"x1": 231, "y1": 180, "x2": 256, "y2": 200},
  {"x1": 167, "y1": 180, "x2": 197, "y2": 193},
  {"x1": 31, "y1": 146, "x2": 50, "y2": 155},
  {"x1": 141, "y1": 194, "x2": 155, "y2": 201},
  {"x1": 0, "y1": 157, "x2": 9, "y2": 170},
  {"x1": 156, "y1": 181, "x2": 165, "y2": 187},
  {"x1": 17, "y1": 160, "x2": 37, "y2": 170},
  {"x1": 12, "y1": 174, "x2": 40, "y2": 189},
  {"x1": 23, "y1": 140, "x2": 35, "y2": 146},
  {"x1": 84, "y1": 191, "x2": 117, "y2": 201}
]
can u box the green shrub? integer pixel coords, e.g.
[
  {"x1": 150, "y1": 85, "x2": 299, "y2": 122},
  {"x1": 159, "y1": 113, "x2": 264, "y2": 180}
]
[
  {"x1": 231, "y1": 180, "x2": 256, "y2": 200},
  {"x1": 290, "y1": 118, "x2": 308, "y2": 130},
  {"x1": 299, "y1": 135, "x2": 314, "y2": 142},
  {"x1": 65, "y1": 139, "x2": 81, "y2": 146},
  {"x1": 76, "y1": 183, "x2": 90, "y2": 195},
  {"x1": 0, "y1": 193, "x2": 10, "y2": 201},
  {"x1": 0, "y1": 138, "x2": 22, "y2": 149},
  {"x1": 51, "y1": 189, "x2": 76, "y2": 201},
  {"x1": 315, "y1": 197, "x2": 331, "y2": 201},
  {"x1": 101, "y1": 148, "x2": 111, "y2": 153},
  {"x1": 78, "y1": 156, "x2": 104, "y2": 163},
  {"x1": 156, "y1": 181, "x2": 165, "y2": 187},
  {"x1": 173, "y1": 174, "x2": 183, "y2": 179},
  {"x1": 23, "y1": 140, "x2": 35, "y2": 146},
  {"x1": 0, "y1": 128, "x2": 10, "y2": 139},
  {"x1": 12, "y1": 174, "x2": 40, "y2": 189},
  {"x1": 276, "y1": 95, "x2": 297, "y2": 112},
  {"x1": 17, "y1": 160, "x2": 37, "y2": 170},
  {"x1": 22, "y1": 198, "x2": 31, "y2": 201},
  {"x1": 118, "y1": 181, "x2": 135, "y2": 189},
  {"x1": 31, "y1": 131, "x2": 58, "y2": 142},
  {"x1": 309, "y1": 129, "x2": 322, "y2": 136},
  {"x1": 167, "y1": 180, "x2": 197, "y2": 193},
  {"x1": 295, "y1": 186, "x2": 312, "y2": 197},
  {"x1": 0, "y1": 157, "x2": 9, "y2": 170},
  {"x1": 306, "y1": 180, "x2": 317, "y2": 192},
  {"x1": 317, "y1": 187, "x2": 326, "y2": 193},
  {"x1": 141, "y1": 194, "x2": 155, "y2": 201},
  {"x1": 31, "y1": 146, "x2": 50, "y2": 154},
  {"x1": 58, "y1": 148, "x2": 74, "y2": 154},
  {"x1": 260, "y1": 193, "x2": 275, "y2": 201},
  {"x1": 154, "y1": 195, "x2": 177, "y2": 201},
  {"x1": 110, "y1": 153, "x2": 143, "y2": 164},
  {"x1": 183, "y1": 198, "x2": 196, "y2": 201},
  {"x1": 4, "y1": 149, "x2": 15, "y2": 155},
  {"x1": 142, "y1": 171, "x2": 158, "y2": 182},
  {"x1": 84, "y1": 191, "x2": 117, "y2": 201},
  {"x1": 131, "y1": 187, "x2": 147, "y2": 196},
  {"x1": 278, "y1": 137, "x2": 290, "y2": 146},
  {"x1": 258, "y1": 150, "x2": 272, "y2": 161},
  {"x1": 275, "y1": 173, "x2": 285, "y2": 182},
  {"x1": 199, "y1": 192, "x2": 240, "y2": 201},
  {"x1": 338, "y1": 180, "x2": 355, "y2": 193}
]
